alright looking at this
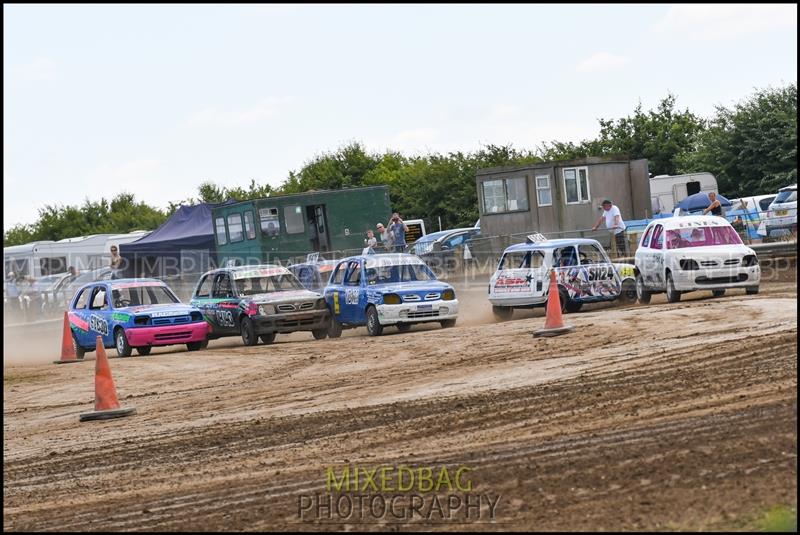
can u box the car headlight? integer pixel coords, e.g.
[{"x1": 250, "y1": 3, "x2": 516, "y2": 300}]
[
  {"x1": 442, "y1": 289, "x2": 456, "y2": 301},
  {"x1": 316, "y1": 298, "x2": 327, "y2": 309},
  {"x1": 742, "y1": 254, "x2": 759, "y2": 267},
  {"x1": 383, "y1": 293, "x2": 402, "y2": 305},
  {"x1": 259, "y1": 304, "x2": 275, "y2": 315},
  {"x1": 679, "y1": 259, "x2": 699, "y2": 270},
  {"x1": 134, "y1": 315, "x2": 150, "y2": 326}
]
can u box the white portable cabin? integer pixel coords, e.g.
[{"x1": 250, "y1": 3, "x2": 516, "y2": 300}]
[
  {"x1": 3, "y1": 231, "x2": 150, "y2": 279},
  {"x1": 3, "y1": 241, "x2": 56, "y2": 280},
  {"x1": 649, "y1": 172, "x2": 718, "y2": 215}
]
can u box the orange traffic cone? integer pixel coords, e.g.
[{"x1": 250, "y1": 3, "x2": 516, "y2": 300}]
[
  {"x1": 54, "y1": 311, "x2": 83, "y2": 364},
  {"x1": 533, "y1": 270, "x2": 575, "y2": 338},
  {"x1": 79, "y1": 336, "x2": 136, "y2": 422}
]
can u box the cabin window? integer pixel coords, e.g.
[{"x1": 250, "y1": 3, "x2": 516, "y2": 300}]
[
  {"x1": 563, "y1": 167, "x2": 590, "y2": 204},
  {"x1": 481, "y1": 177, "x2": 529, "y2": 213},
  {"x1": 535, "y1": 175, "x2": 552, "y2": 206},
  {"x1": 259, "y1": 208, "x2": 280, "y2": 237},
  {"x1": 227, "y1": 213, "x2": 244, "y2": 243},
  {"x1": 244, "y1": 211, "x2": 256, "y2": 240},
  {"x1": 284, "y1": 205, "x2": 305, "y2": 234},
  {"x1": 40, "y1": 257, "x2": 67, "y2": 276},
  {"x1": 215, "y1": 217, "x2": 227, "y2": 245}
]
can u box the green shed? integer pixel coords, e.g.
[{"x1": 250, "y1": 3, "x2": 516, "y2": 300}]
[{"x1": 212, "y1": 186, "x2": 392, "y2": 264}]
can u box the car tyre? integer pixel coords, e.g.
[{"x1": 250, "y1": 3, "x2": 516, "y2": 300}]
[
  {"x1": 492, "y1": 306, "x2": 513, "y2": 321},
  {"x1": 712, "y1": 289, "x2": 726, "y2": 297},
  {"x1": 746, "y1": 286, "x2": 760, "y2": 295},
  {"x1": 312, "y1": 328, "x2": 328, "y2": 340},
  {"x1": 366, "y1": 306, "x2": 383, "y2": 336},
  {"x1": 440, "y1": 319, "x2": 456, "y2": 329},
  {"x1": 396, "y1": 323, "x2": 412, "y2": 333},
  {"x1": 186, "y1": 342, "x2": 203, "y2": 351},
  {"x1": 114, "y1": 328, "x2": 132, "y2": 357},
  {"x1": 557, "y1": 286, "x2": 572, "y2": 314},
  {"x1": 240, "y1": 316, "x2": 258, "y2": 346},
  {"x1": 636, "y1": 273, "x2": 652, "y2": 304},
  {"x1": 72, "y1": 333, "x2": 86, "y2": 359},
  {"x1": 199, "y1": 340, "x2": 209, "y2": 349},
  {"x1": 259, "y1": 333, "x2": 276, "y2": 345},
  {"x1": 666, "y1": 272, "x2": 681, "y2": 303},
  {"x1": 328, "y1": 316, "x2": 343, "y2": 339},
  {"x1": 619, "y1": 279, "x2": 637, "y2": 304},
  {"x1": 136, "y1": 346, "x2": 152, "y2": 356}
]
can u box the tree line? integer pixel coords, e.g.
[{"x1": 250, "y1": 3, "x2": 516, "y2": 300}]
[{"x1": 4, "y1": 83, "x2": 796, "y2": 247}]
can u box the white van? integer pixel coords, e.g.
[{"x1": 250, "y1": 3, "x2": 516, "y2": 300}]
[
  {"x1": 765, "y1": 184, "x2": 797, "y2": 237},
  {"x1": 650, "y1": 172, "x2": 718, "y2": 215}
]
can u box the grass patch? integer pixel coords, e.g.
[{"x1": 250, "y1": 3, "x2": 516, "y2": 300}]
[{"x1": 760, "y1": 506, "x2": 797, "y2": 532}]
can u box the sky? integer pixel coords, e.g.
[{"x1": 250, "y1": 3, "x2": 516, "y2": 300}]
[{"x1": 3, "y1": 3, "x2": 797, "y2": 229}]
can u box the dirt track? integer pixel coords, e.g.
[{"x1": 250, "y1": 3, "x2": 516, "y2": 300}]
[{"x1": 3, "y1": 283, "x2": 797, "y2": 531}]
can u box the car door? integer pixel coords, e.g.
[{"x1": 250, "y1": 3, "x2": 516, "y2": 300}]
[
  {"x1": 577, "y1": 243, "x2": 621, "y2": 298},
  {"x1": 70, "y1": 285, "x2": 94, "y2": 348},
  {"x1": 191, "y1": 273, "x2": 217, "y2": 327},
  {"x1": 340, "y1": 260, "x2": 366, "y2": 325},
  {"x1": 636, "y1": 224, "x2": 656, "y2": 287},
  {"x1": 324, "y1": 261, "x2": 347, "y2": 320},
  {"x1": 209, "y1": 272, "x2": 239, "y2": 333},
  {"x1": 647, "y1": 224, "x2": 666, "y2": 288},
  {"x1": 86, "y1": 284, "x2": 113, "y2": 347}
]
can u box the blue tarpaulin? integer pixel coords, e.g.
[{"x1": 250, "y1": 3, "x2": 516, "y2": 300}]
[{"x1": 676, "y1": 192, "x2": 732, "y2": 212}]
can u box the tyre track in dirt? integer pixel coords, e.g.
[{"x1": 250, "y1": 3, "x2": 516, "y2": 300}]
[{"x1": 4, "y1": 291, "x2": 797, "y2": 531}]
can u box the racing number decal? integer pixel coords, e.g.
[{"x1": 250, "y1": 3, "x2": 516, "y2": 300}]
[
  {"x1": 587, "y1": 266, "x2": 613, "y2": 281},
  {"x1": 215, "y1": 309, "x2": 235, "y2": 327},
  {"x1": 333, "y1": 292, "x2": 340, "y2": 314},
  {"x1": 89, "y1": 314, "x2": 109, "y2": 336},
  {"x1": 345, "y1": 289, "x2": 360, "y2": 305}
]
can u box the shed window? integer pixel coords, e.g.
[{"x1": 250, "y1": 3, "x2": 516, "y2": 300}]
[
  {"x1": 535, "y1": 175, "x2": 552, "y2": 206},
  {"x1": 482, "y1": 177, "x2": 529, "y2": 213},
  {"x1": 259, "y1": 207, "x2": 280, "y2": 237},
  {"x1": 215, "y1": 217, "x2": 227, "y2": 245},
  {"x1": 284, "y1": 205, "x2": 305, "y2": 234},
  {"x1": 244, "y1": 211, "x2": 256, "y2": 240},
  {"x1": 227, "y1": 213, "x2": 244, "y2": 243},
  {"x1": 563, "y1": 167, "x2": 590, "y2": 204}
]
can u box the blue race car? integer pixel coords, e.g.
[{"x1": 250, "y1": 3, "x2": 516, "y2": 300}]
[
  {"x1": 68, "y1": 279, "x2": 209, "y2": 358},
  {"x1": 323, "y1": 253, "x2": 459, "y2": 337}
]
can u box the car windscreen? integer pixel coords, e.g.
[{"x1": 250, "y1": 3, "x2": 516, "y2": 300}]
[
  {"x1": 234, "y1": 274, "x2": 304, "y2": 296},
  {"x1": 364, "y1": 263, "x2": 436, "y2": 284},
  {"x1": 666, "y1": 226, "x2": 743, "y2": 249},
  {"x1": 112, "y1": 285, "x2": 179, "y2": 307},
  {"x1": 774, "y1": 189, "x2": 797, "y2": 204},
  {"x1": 499, "y1": 250, "x2": 545, "y2": 269}
]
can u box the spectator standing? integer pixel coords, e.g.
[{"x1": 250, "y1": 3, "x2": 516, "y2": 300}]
[
  {"x1": 388, "y1": 213, "x2": 408, "y2": 253},
  {"x1": 364, "y1": 230, "x2": 378, "y2": 249},
  {"x1": 592, "y1": 199, "x2": 628, "y2": 257},
  {"x1": 6, "y1": 272, "x2": 20, "y2": 314},
  {"x1": 109, "y1": 245, "x2": 123, "y2": 279},
  {"x1": 702, "y1": 191, "x2": 723, "y2": 216},
  {"x1": 376, "y1": 222, "x2": 393, "y2": 251}
]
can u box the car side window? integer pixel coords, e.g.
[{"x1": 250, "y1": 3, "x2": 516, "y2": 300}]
[
  {"x1": 89, "y1": 286, "x2": 109, "y2": 310},
  {"x1": 194, "y1": 274, "x2": 213, "y2": 298},
  {"x1": 651, "y1": 225, "x2": 664, "y2": 250},
  {"x1": 578, "y1": 244, "x2": 605, "y2": 265},
  {"x1": 73, "y1": 288, "x2": 90, "y2": 309},
  {"x1": 345, "y1": 261, "x2": 362, "y2": 286},
  {"x1": 331, "y1": 263, "x2": 346, "y2": 285},
  {"x1": 641, "y1": 226, "x2": 653, "y2": 248},
  {"x1": 212, "y1": 273, "x2": 233, "y2": 298},
  {"x1": 555, "y1": 247, "x2": 578, "y2": 267},
  {"x1": 760, "y1": 197, "x2": 775, "y2": 211}
]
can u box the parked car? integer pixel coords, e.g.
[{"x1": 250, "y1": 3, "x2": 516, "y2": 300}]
[
  {"x1": 634, "y1": 215, "x2": 760, "y2": 303},
  {"x1": 405, "y1": 227, "x2": 481, "y2": 276},
  {"x1": 23, "y1": 272, "x2": 74, "y2": 317},
  {"x1": 190, "y1": 265, "x2": 330, "y2": 346},
  {"x1": 288, "y1": 259, "x2": 338, "y2": 293},
  {"x1": 323, "y1": 253, "x2": 458, "y2": 337},
  {"x1": 764, "y1": 184, "x2": 797, "y2": 237},
  {"x1": 488, "y1": 236, "x2": 636, "y2": 321},
  {"x1": 63, "y1": 267, "x2": 113, "y2": 302},
  {"x1": 68, "y1": 279, "x2": 209, "y2": 358}
]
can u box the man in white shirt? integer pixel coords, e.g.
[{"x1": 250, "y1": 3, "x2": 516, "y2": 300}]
[{"x1": 592, "y1": 199, "x2": 628, "y2": 257}]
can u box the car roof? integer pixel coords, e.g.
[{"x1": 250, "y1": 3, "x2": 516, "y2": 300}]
[
  {"x1": 337, "y1": 253, "x2": 425, "y2": 264},
  {"x1": 415, "y1": 228, "x2": 477, "y2": 243},
  {"x1": 778, "y1": 183, "x2": 797, "y2": 191},
  {"x1": 646, "y1": 215, "x2": 732, "y2": 231},
  {"x1": 504, "y1": 238, "x2": 602, "y2": 253}
]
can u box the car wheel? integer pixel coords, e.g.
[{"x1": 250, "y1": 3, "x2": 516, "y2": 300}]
[
  {"x1": 746, "y1": 286, "x2": 760, "y2": 295},
  {"x1": 72, "y1": 333, "x2": 86, "y2": 359},
  {"x1": 259, "y1": 333, "x2": 276, "y2": 345},
  {"x1": 199, "y1": 340, "x2": 209, "y2": 349},
  {"x1": 440, "y1": 319, "x2": 456, "y2": 329},
  {"x1": 557, "y1": 286, "x2": 572, "y2": 314},
  {"x1": 366, "y1": 306, "x2": 383, "y2": 336},
  {"x1": 619, "y1": 279, "x2": 637, "y2": 304},
  {"x1": 666, "y1": 272, "x2": 681, "y2": 303},
  {"x1": 136, "y1": 346, "x2": 152, "y2": 356},
  {"x1": 712, "y1": 289, "x2": 726, "y2": 297},
  {"x1": 114, "y1": 328, "x2": 132, "y2": 357},
  {"x1": 492, "y1": 306, "x2": 513, "y2": 321},
  {"x1": 636, "y1": 273, "x2": 651, "y2": 304},
  {"x1": 186, "y1": 341, "x2": 203, "y2": 352},
  {"x1": 396, "y1": 323, "x2": 412, "y2": 333},
  {"x1": 240, "y1": 316, "x2": 258, "y2": 346},
  {"x1": 328, "y1": 316, "x2": 343, "y2": 339},
  {"x1": 312, "y1": 328, "x2": 328, "y2": 340}
]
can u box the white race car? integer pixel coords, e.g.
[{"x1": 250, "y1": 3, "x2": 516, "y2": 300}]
[
  {"x1": 488, "y1": 236, "x2": 636, "y2": 321},
  {"x1": 635, "y1": 215, "x2": 760, "y2": 303}
]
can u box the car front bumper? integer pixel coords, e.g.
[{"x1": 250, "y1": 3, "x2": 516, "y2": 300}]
[
  {"x1": 125, "y1": 322, "x2": 209, "y2": 347},
  {"x1": 253, "y1": 310, "x2": 330, "y2": 334},
  {"x1": 671, "y1": 266, "x2": 761, "y2": 291},
  {"x1": 376, "y1": 299, "x2": 459, "y2": 325}
]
